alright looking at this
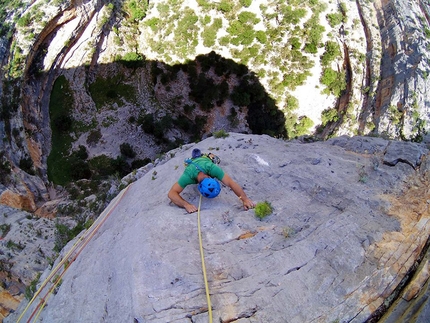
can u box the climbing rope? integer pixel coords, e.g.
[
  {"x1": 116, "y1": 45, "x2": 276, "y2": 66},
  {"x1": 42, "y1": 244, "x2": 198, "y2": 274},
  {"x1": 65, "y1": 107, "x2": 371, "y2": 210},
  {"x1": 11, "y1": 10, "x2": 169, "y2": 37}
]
[
  {"x1": 16, "y1": 184, "x2": 132, "y2": 323},
  {"x1": 197, "y1": 194, "x2": 213, "y2": 323}
]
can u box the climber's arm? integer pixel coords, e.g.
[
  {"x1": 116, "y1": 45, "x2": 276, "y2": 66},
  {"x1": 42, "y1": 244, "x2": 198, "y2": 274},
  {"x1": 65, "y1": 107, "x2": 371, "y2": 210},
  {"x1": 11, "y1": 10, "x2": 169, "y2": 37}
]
[
  {"x1": 221, "y1": 174, "x2": 255, "y2": 210},
  {"x1": 168, "y1": 182, "x2": 198, "y2": 213}
]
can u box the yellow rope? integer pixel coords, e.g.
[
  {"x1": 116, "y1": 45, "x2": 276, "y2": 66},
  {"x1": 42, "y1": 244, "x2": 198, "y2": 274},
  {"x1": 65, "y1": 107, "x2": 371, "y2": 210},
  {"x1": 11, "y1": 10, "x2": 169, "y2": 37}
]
[
  {"x1": 197, "y1": 194, "x2": 213, "y2": 323},
  {"x1": 16, "y1": 184, "x2": 132, "y2": 323}
]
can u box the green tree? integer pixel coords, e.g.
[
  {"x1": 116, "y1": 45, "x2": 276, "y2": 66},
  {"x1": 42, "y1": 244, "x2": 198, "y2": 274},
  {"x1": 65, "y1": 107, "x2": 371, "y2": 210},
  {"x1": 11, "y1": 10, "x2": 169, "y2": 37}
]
[
  {"x1": 120, "y1": 143, "x2": 136, "y2": 158},
  {"x1": 326, "y1": 12, "x2": 343, "y2": 27},
  {"x1": 294, "y1": 116, "x2": 314, "y2": 136},
  {"x1": 321, "y1": 40, "x2": 341, "y2": 66},
  {"x1": 218, "y1": 0, "x2": 233, "y2": 12},
  {"x1": 125, "y1": 0, "x2": 148, "y2": 21},
  {"x1": 321, "y1": 108, "x2": 339, "y2": 125},
  {"x1": 240, "y1": 0, "x2": 252, "y2": 7},
  {"x1": 320, "y1": 68, "x2": 346, "y2": 97},
  {"x1": 256, "y1": 30, "x2": 267, "y2": 44}
]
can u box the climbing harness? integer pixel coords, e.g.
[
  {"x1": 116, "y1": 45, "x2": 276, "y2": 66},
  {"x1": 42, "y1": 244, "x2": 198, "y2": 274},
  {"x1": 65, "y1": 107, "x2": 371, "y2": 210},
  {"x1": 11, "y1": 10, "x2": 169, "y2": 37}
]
[
  {"x1": 16, "y1": 184, "x2": 132, "y2": 323},
  {"x1": 197, "y1": 194, "x2": 213, "y2": 323}
]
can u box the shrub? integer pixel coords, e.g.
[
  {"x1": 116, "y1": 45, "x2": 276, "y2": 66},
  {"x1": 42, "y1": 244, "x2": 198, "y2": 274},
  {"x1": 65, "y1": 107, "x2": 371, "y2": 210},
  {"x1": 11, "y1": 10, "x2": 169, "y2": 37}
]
[
  {"x1": 53, "y1": 114, "x2": 73, "y2": 133},
  {"x1": 321, "y1": 108, "x2": 339, "y2": 125},
  {"x1": 294, "y1": 116, "x2": 314, "y2": 136},
  {"x1": 17, "y1": 13, "x2": 31, "y2": 27},
  {"x1": 213, "y1": 129, "x2": 229, "y2": 138},
  {"x1": 125, "y1": 0, "x2": 148, "y2": 22},
  {"x1": 138, "y1": 113, "x2": 155, "y2": 134},
  {"x1": 238, "y1": 11, "x2": 259, "y2": 24},
  {"x1": 173, "y1": 115, "x2": 192, "y2": 132},
  {"x1": 320, "y1": 67, "x2": 346, "y2": 97},
  {"x1": 54, "y1": 221, "x2": 85, "y2": 252},
  {"x1": 255, "y1": 201, "x2": 273, "y2": 219},
  {"x1": 320, "y1": 40, "x2": 341, "y2": 66},
  {"x1": 0, "y1": 155, "x2": 11, "y2": 183},
  {"x1": 120, "y1": 143, "x2": 136, "y2": 158},
  {"x1": 0, "y1": 223, "x2": 11, "y2": 238},
  {"x1": 240, "y1": 0, "x2": 252, "y2": 7},
  {"x1": 281, "y1": 6, "x2": 306, "y2": 25},
  {"x1": 202, "y1": 18, "x2": 222, "y2": 47},
  {"x1": 285, "y1": 94, "x2": 299, "y2": 111},
  {"x1": 87, "y1": 129, "x2": 102, "y2": 146},
  {"x1": 132, "y1": 158, "x2": 151, "y2": 169},
  {"x1": 111, "y1": 156, "x2": 131, "y2": 177},
  {"x1": 144, "y1": 17, "x2": 160, "y2": 32},
  {"x1": 25, "y1": 273, "x2": 41, "y2": 300},
  {"x1": 231, "y1": 89, "x2": 251, "y2": 106},
  {"x1": 289, "y1": 36, "x2": 301, "y2": 50},
  {"x1": 255, "y1": 30, "x2": 267, "y2": 44},
  {"x1": 68, "y1": 158, "x2": 91, "y2": 180},
  {"x1": 184, "y1": 104, "x2": 196, "y2": 114},
  {"x1": 218, "y1": 0, "x2": 233, "y2": 12},
  {"x1": 89, "y1": 76, "x2": 136, "y2": 110},
  {"x1": 326, "y1": 12, "x2": 343, "y2": 27},
  {"x1": 153, "y1": 115, "x2": 173, "y2": 139},
  {"x1": 189, "y1": 73, "x2": 218, "y2": 111},
  {"x1": 19, "y1": 157, "x2": 35, "y2": 175},
  {"x1": 117, "y1": 52, "x2": 145, "y2": 68},
  {"x1": 89, "y1": 155, "x2": 117, "y2": 177}
]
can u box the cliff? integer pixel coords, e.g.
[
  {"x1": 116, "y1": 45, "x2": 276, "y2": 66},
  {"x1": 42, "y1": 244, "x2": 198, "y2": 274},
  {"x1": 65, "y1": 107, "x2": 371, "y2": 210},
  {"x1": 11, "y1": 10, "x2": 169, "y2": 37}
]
[
  {"x1": 0, "y1": 0, "x2": 429, "y2": 214},
  {"x1": 0, "y1": 0, "x2": 430, "y2": 321},
  {"x1": 7, "y1": 133, "x2": 430, "y2": 322}
]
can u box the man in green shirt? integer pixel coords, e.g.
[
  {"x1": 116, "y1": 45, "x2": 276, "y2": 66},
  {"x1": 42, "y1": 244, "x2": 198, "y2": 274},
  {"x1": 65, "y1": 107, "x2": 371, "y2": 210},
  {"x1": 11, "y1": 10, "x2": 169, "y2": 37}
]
[{"x1": 168, "y1": 150, "x2": 255, "y2": 213}]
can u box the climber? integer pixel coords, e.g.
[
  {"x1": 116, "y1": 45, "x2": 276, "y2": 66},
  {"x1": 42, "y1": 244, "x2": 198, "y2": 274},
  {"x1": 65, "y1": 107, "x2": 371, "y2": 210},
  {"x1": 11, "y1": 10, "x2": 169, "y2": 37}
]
[{"x1": 168, "y1": 149, "x2": 255, "y2": 213}]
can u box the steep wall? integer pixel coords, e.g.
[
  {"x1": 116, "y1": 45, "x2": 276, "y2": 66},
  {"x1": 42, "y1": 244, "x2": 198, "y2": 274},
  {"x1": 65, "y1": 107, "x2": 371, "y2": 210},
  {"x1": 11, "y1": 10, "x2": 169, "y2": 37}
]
[
  {"x1": 1, "y1": 0, "x2": 429, "y2": 212},
  {"x1": 1, "y1": 1, "x2": 430, "y2": 320},
  {"x1": 373, "y1": 0, "x2": 430, "y2": 140},
  {"x1": 6, "y1": 133, "x2": 429, "y2": 322}
]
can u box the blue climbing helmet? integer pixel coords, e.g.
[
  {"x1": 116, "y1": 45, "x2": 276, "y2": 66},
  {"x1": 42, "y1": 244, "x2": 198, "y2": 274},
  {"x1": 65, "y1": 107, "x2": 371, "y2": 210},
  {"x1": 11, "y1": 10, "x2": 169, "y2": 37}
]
[{"x1": 198, "y1": 178, "x2": 221, "y2": 198}]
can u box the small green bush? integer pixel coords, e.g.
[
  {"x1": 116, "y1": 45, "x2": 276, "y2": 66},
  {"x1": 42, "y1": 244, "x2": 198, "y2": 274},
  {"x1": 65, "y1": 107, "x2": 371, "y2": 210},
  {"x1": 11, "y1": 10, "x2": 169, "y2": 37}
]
[
  {"x1": 240, "y1": 0, "x2": 252, "y2": 7},
  {"x1": 255, "y1": 201, "x2": 273, "y2": 219},
  {"x1": 320, "y1": 68, "x2": 346, "y2": 97},
  {"x1": 87, "y1": 129, "x2": 102, "y2": 146},
  {"x1": 326, "y1": 12, "x2": 343, "y2": 27},
  {"x1": 321, "y1": 108, "x2": 339, "y2": 125},
  {"x1": 218, "y1": 0, "x2": 233, "y2": 13},
  {"x1": 117, "y1": 52, "x2": 145, "y2": 68},
  {"x1": 320, "y1": 41, "x2": 341, "y2": 66},
  {"x1": 25, "y1": 273, "x2": 41, "y2": 300},
  {"x1": 120, "y1": 143, "x2": 136, "y2": 158},
  {"x1": 213, "y1": 129, "x2": 229, "y2": 138},
  {"x1": 125, "y1": 0, "x2": 148, "y2": 22},
  {"x1": 0, "y1": 151, "x2": 12, "y2": 179},
  {"x1": 54, "y1": 221, "x2": 85, "y2": 252}
]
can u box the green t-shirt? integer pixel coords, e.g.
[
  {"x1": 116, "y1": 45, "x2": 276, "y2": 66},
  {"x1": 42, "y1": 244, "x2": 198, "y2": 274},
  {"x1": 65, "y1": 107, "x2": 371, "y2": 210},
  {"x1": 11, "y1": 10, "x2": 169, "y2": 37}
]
[{"x1": 177, "y1": 157, "x2": 225, "y2": 188}]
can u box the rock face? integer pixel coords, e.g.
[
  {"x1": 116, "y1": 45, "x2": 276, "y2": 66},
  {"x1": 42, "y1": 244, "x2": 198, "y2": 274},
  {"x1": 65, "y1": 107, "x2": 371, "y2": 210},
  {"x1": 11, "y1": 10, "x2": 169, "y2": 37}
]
[
  {"x1": 1, "y1": 0, "x2": 430, "y2": 321},
  {"x1": 1, "y1": 0, "x2": 429, "y2": 213},
  {"x1": 8, "y1": 134, "x2": 429, "y2": 323}
]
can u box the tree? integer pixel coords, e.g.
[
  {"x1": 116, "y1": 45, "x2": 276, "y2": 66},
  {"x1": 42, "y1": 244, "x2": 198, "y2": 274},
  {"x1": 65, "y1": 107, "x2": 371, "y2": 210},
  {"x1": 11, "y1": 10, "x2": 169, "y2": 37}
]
[
  {"x1": 125, "y1": 0, "x2": 148, "y2": 21},
  {"x1": 320, "y1": 68, "x2": 346, "y2": 97},
  {"x1": 321, "y1": 108, "x2": 339, "y2": 125},
  {"x1": 120, "y1": 143, "x2": 136, "y2": 158}
]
